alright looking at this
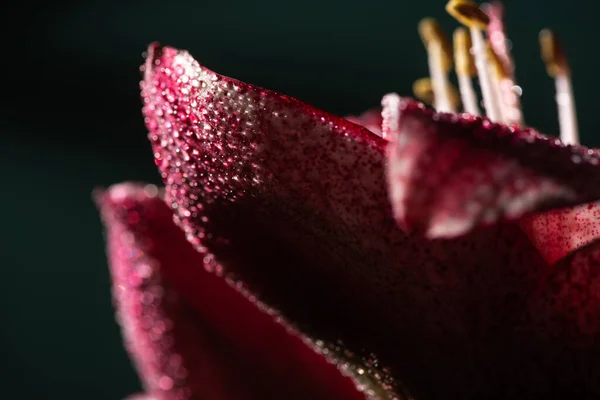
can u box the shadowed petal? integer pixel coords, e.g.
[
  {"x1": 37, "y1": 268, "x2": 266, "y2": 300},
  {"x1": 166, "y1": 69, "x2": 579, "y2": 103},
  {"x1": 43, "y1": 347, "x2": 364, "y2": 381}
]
[
  {"x1": 522, "y1": 239, "x2": 600, "y2": 396},
  {"x1": 530, "y1": 238, "x2": 600, "y2": 344}
]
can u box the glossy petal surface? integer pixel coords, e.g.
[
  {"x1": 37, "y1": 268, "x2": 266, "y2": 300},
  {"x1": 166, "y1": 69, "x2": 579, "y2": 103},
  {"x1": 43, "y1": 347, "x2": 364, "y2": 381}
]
[
  {"x1": 97, "y1": 183, "x2": 366, "y2": 400},
  {"x1": 383, "y1": 94, "x2": 600, "y2": 238}
]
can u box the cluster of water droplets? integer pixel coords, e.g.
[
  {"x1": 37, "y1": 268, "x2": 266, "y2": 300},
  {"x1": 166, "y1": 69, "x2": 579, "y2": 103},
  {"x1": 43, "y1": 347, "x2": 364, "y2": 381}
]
[
  {"x1": 141, "y1": 47, "x2": 269, "y2": 261},
  {"x1": 139, "y1": 45, "x2": 411, "y2": 399},
  {"x1": 104, "y1": 184, "x2": 192, "y2": 399}
]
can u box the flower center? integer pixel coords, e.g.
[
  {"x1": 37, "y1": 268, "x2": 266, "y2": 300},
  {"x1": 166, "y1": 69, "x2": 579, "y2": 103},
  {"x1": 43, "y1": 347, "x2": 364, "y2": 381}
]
[{"x1": 413, "y1": 0, "x2": 579, "y2": 145}]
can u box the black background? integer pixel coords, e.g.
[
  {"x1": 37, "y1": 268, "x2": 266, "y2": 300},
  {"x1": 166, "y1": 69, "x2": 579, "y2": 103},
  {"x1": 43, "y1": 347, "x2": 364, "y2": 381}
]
[{"x1": 3, "y1": 0, "x2": 599, "y2": 398}]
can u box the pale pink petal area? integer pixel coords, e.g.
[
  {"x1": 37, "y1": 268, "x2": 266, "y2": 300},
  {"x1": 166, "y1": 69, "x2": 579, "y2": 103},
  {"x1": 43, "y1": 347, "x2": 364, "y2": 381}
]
[
  {"x1": 345, "y1": 109, "x2": 383, "y2": 137},
  {"x1": 520, "y1": 202, "x2": 600, "y2": 265},
  {"x1": 382, "y1": 94, "x2": 600, "y2": 238},
  {"x1": 125, "y1": 394, "x2": 158, "y2": 400},
  {"x1": 97, "y1": 183, "x2": 368, "y2": 400}
]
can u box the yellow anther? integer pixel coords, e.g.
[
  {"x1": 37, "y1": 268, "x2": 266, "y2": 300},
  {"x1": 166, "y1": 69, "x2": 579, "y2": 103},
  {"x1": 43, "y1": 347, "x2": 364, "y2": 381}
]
[
  {"x1": 453, "y1": 27, "x2": 476, "y2": 77},
  {"x1": 487, "y1": 43, "x2": 508, "y2": 79},
  {"x1": 446, "y1": 0, "x2": 490, "y2": 30},
  {"x1": 419, "y1": 17, "x2": 453, "y2": 72},
  {"x1": 413, "y1": 77, "x2": 460, "y2": 108},
  {"x1": 539, "y1": 29, "x2": 569, "y2": 77}
]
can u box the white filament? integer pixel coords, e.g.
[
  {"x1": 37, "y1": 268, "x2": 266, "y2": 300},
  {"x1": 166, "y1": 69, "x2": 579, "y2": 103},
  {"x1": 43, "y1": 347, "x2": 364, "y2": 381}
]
[
  {"x1": 500, "y1": 79, "x2": 524, "y2": 126},
  {"x1": 556, "y1": 73, "x2": 579, "y2": 145},
  {"x1": 428, "y1": 41, "x2": 455, "y2": 113},
  {"x1": 457, "y1": 73, "x2": 480, "y2": 115},
  {"x1": 470, "y1": 27, "x2": 503, "y2": 122},
  {"x1": 490, "y1": 73, "x2": 507, "y2": 123}
]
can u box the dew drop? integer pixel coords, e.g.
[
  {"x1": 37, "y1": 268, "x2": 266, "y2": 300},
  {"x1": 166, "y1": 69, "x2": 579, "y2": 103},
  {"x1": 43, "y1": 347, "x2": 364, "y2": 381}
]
[{"x1": 512, "y1": 85, "x2": 523, "y2": 97}]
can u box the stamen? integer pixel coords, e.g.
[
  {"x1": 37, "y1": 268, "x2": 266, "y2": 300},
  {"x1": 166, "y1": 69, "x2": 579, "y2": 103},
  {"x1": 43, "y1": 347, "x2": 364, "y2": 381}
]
[
  {"x1": 484, "y1": 1, "x2": 524, "y2": 125},
  {"x1": 453, "y1": 27, "x2": 480, "y2": 115},
  {"x1": 539, "y1": 29, "x2": 579, "y2": 145},
  {"x1": 446, "y1": 0, "x2": 503, "y2": 122},
  {"x1": 412, "y1": 77, "x2": 461, "y2": 109},
  {"x1": 446, "y1": 0, "x2": 490, "y2": 30},
  {"x1": 487, "y1": 43, "x2": 509, "y2": 123},
  {"x1": 418, "y1": 18, "x2": 455, "y2": 112}
]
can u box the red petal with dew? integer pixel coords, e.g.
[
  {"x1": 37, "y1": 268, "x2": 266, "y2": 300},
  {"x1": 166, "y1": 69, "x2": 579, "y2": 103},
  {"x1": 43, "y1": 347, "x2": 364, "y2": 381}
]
[
  {"x1": 383, "y1": 94, "x2": 600, "y2": 238},
  {"x1": 141, "y1": 43, "x2": 600, "y2": 399},
  {"x1": 97, "y1": 183, "x2": 366, "y2": 400}
]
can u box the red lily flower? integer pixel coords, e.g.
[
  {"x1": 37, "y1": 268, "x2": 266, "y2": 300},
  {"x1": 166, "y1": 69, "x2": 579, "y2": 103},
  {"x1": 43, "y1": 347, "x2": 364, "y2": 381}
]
[{"x1": 99, "y1": 34, "x2": 600, "y2": 399}]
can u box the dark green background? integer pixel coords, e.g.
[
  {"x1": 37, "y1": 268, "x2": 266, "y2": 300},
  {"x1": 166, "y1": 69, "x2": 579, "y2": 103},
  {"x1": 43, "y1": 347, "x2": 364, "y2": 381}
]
[{"x1": 3, "y1": 0, "x2": 599, "y2": 398}]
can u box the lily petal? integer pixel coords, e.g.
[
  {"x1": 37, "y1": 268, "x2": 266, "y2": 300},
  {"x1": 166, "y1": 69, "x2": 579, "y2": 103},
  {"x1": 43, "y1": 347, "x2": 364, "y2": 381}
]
[
  {"x1": 125, "y1": 394, "x2": 158, "y2": 400},
  {"x1": 520, "y1": 203, "x2": 600, "y2": 264},
  {"x1": 522, "y1": 239, "x2": 600, "y2": 396},
  {"x1": 382, "y1": 94, "x2": 600, "y2": 238},
  {"x1": 529, "y1": 238, "x2": 600, "y2": 342},
  {"x1": 97, "y1": 183, "x2": 367, "y2": 400},
  {"x1": 345, "y1": 109, "x2": 383, "y2": 137},
  {"x1": 137, "y1": 43, "x2": 600, "y2": 399}
]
